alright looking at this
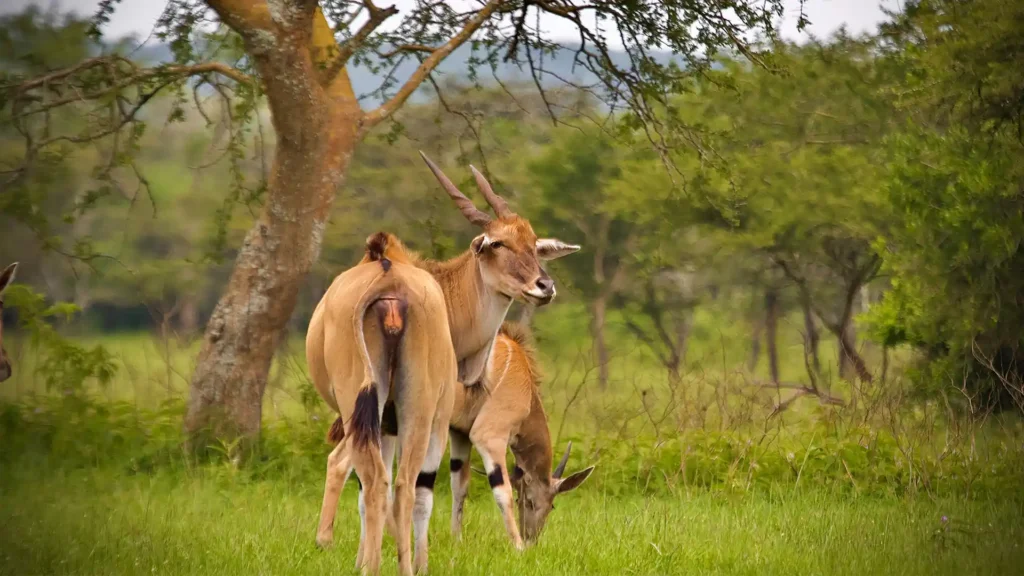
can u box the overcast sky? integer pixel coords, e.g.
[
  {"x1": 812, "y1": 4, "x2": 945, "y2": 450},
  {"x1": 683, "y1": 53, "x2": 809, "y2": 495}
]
[{"x1": 6, "y1": 0, "x2": 902, "y2": 46}]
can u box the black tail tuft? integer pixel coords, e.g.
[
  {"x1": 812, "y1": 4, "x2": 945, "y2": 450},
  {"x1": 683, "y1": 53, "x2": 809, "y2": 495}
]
[
  {"x1": 350, "y1": 387, "x2": 381, "y2": 448},
  {"x1": 366, "y1": 232, "x2": 389, "y2": 262},
  {"x1": 326, "y1": 416, "x2": 345, "y2": 444}
]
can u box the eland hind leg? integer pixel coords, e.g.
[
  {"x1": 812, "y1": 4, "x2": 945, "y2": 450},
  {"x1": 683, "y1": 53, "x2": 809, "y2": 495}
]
[
  {"x1": 448, "y1": 430, "x2": 472, "y2": 539},
  {"x1": 316, "y1": 435, "x2": 352, "y2": 548},
  {"x1": 392, "y1": 408, "x2": 434, "y2": 575},
  {"x1": 350, "y1": 424, "x2": 389, "y2": 575},
  {"x1": 413, "y1": 416, "x2": 450, "y2": 573}
]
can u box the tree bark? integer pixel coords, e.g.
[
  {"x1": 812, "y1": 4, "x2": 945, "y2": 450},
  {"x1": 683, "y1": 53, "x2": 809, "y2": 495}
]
[
  {"x1": 764, "y1": 288, "x2": 780, "y2": 384},
  {"x1": 184, "y1": 4, "x2": 362, "y2": 451},
  {"x1": 590, "y1": 294, "x2": 610, "y2": 389}
]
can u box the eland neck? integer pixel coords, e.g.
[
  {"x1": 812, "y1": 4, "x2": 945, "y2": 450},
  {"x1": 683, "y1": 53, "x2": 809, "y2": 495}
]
[
  {"x1": 420, "y1": 250, "x2": 512, "y2": 361},
  {"x1": 511, "y1": 390, "x2": 554, "y2": 484}
]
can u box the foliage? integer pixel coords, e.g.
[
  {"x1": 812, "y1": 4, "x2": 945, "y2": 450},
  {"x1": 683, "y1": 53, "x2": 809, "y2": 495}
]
[
  {"x1": 2, "y1": 285, "x2": 116, "y2": 394},
  {"x1": 868, "y1": 0, "x2": 1024, "y2": 411},
  {"x1": 879, "y1": 0, "x2": 1024, "y2": 137}
]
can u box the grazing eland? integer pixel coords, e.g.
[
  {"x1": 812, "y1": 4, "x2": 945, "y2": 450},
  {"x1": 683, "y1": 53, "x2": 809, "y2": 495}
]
[{"x1": 447, "y1": 322, "x2": 595, "y2": 548}]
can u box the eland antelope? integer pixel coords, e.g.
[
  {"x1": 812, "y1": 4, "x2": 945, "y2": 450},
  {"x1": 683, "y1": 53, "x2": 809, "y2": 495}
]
[
  {"x1": 413, "y1": 151, "x2": 581, "y2": 387},
  {"x1": 307, "y1": 236, "x2": 457, "y2": 576},
  {"x1": 447, "y1": 322, "x2": 595, "y2": 548},
  {"x1": 0, "y1": 262, "x2": 18, "y2": 383},
  {"x1": 310, "y1": 154, "x2": 580, "y2": 573}
]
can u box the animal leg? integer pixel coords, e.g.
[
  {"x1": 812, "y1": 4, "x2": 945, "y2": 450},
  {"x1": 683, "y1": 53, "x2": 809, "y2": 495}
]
[
  {"x1": 355, "y1": 475, "x2": 365, "y2": 569},
  {"x1": 414, "y1": 421, "x2": 448, "y2": 573},
  {"x1": 448, "y1": 430, "x2": 472, "y2": 539},
  {"x1": 316, "y1": 437, "x2": 351, "y2": 548},
  {"x1": 393, "y1": 418, "x2": 432, "y2": 576},
  {"x1": 351, "y1": 441, "x2": 389, "y2": 575},
  {"x1": 472, "y1": 435, "x2": 524, "y2": 550},
  {"x1": 381, "y1": 433, "x2": 399, "y2": 540}
]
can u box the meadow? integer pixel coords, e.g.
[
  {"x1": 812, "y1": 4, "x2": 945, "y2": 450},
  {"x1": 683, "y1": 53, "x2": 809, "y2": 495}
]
[
  {"x1": 2, "y1": 303, "x2": 1023, "y2": 575},
  {"x1": 2, "y1": 465, "x2": 1022, "y2": 576}
]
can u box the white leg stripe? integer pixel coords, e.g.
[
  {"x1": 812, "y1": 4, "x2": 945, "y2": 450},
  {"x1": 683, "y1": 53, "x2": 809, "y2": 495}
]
[{"x1": 413, "y1": 488, "x2": 434, "y2": 545}]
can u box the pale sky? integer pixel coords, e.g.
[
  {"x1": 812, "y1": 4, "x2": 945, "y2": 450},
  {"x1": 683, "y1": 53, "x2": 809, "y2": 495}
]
[{"x1": 7, "y1": 0, "x2": 901, "y2": 46}]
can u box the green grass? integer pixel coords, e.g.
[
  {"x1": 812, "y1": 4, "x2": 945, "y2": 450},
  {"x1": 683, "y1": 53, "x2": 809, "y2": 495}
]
[
  {"x1": 1, "y1": 464, "x2": 1021, "y2": 575},
  {"x1": 2, "y1": 302, "x2": 1019, "y2": 574}
]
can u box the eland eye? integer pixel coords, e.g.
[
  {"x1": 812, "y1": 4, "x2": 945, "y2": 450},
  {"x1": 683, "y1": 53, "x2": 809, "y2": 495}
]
[{"x1": 490, "y1": 241, "x2": 504, "y2": 250}]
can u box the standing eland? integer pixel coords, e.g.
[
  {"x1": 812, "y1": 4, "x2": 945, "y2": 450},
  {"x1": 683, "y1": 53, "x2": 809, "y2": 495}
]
[{"x1": 307, "y1": 234, "x2": 456, "y2": 576}]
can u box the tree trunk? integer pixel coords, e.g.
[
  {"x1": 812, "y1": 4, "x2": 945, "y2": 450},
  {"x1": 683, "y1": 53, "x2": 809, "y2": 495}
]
[
  {"x1": 748, "y1": 291, "x2": 763, "y2": 372},
  {"x1": 589, "y1": 215, "x2": 616, "y2": 390},
  {"x1": 838, "y1": 319, "x2": 858, "y2": 382},
  {"x1": 674, "y1": 312, "x2": 691, "y2": 368},
  {"x1": 801, "y1": 293, "x2": 821, "y2": 376},
  {"x1": 764, "y1": 288, "x2": 780, "y2": 384},
  {"x1": 178, "y1": 298, "x2": 199, "y2": 336},
  {"x1": 591, "y1": 294, "x2": 609, "y2": 389},
  {"x1": 836, "y1": 284, "x2": 873, "y2": 383},
  {"x1": 184, "y1": 6, "x2": 362, "y2": 452}
]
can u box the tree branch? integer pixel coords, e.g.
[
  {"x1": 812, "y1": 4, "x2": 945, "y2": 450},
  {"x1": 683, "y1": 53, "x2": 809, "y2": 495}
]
[
  {"x1": 377, "y1": 43, "x2": 435, "y2": 59},
  {"x1": 361, "y1": 0, "x2": 504, "y2": 131},
  {"x1": 328, "y1": 2, "x2": 400, "y2": 82},
  {"x1": 7, "y1": 59, "x2": 253, "y2": 124},
  {"x1": 206, "y1": 0, "x2": 273, "y2": 35}
]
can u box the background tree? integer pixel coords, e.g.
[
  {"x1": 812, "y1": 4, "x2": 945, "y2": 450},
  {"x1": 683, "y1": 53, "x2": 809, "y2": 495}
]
[
  {"x1": 683, "y1": 40, "x2": 894, "y2": 385},
  {"x1": 528, "y1": 128, "x2": 634, "y2": 388},
  {"x1": 870, "y1": 0, "x2": 1024, "y2": 412}
]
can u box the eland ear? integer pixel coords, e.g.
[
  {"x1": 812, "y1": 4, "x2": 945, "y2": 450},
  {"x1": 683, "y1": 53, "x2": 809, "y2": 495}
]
[
  {"x1": 0, "y1": 262, "x2": 18, "y2": 294},
  {"x1": 554, "y1": 466, "x2": 594, "y2": 495},
  {"x1": 536, "y1": 239, "x2": 580, "y2": 261},
  {"x1": 472, "y1": 234, "x2": 492, "y2": 254}
]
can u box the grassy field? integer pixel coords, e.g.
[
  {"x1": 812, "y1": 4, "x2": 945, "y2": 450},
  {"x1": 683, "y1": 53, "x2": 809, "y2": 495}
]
[
  {"x1": 0, "y1": 301, "x2": 871, "y2": 431},
  {"x1": 1, "y1": 463, "x2": 1021, "y2": 576},
  {"x1": 1, "y1": 303, "x2": 1021, "y2": 575}
]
